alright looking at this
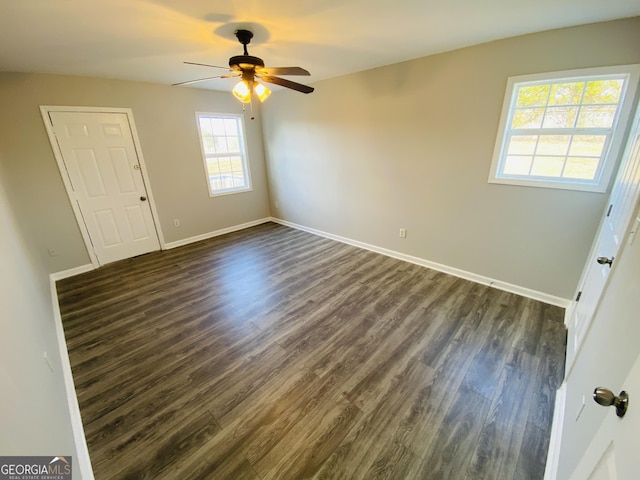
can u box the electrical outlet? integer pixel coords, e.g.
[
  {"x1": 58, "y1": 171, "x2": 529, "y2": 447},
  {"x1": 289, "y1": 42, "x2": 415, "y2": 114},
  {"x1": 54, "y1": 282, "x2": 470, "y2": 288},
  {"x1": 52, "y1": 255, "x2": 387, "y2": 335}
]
[
  {"x1": 399, "y1": 228, "x2": 407, "y2": 238},
  {"x1": 48, "y1": 248, "x2": 58, "y2": 257},
  {"x1": 274, "y1": 200, "x2": 279, "y2": 209},
  {"x1": 173, "y1": 219, "x2": 180, "y2": 227}
]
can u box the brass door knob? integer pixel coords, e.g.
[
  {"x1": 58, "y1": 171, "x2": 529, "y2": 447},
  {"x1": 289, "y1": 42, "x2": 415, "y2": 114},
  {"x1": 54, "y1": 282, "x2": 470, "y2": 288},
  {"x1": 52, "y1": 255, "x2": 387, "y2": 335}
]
[
  {"x1": 593, "y1": 387, "x2": 629, "y2": 417},
  {"x1": 596, "y1": 256, "x2": 614, "y2": 267}
]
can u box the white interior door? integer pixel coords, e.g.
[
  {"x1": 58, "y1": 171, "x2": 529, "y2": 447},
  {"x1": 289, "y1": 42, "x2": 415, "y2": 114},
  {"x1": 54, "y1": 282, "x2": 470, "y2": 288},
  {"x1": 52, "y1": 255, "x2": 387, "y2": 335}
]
[
  {"x1": 569, "y1": 282, "x2": 640, "y2": 479},
  {"x1": 49, "y1": 111, "x2": 160, "y2": 264},
  {"x1": 567, "y1": 101, "x2": 640, "y2": 368}
]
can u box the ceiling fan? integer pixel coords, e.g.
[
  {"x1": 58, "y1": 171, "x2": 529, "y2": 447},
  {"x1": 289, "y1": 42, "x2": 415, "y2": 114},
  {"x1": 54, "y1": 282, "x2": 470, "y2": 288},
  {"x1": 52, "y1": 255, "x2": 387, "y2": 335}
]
[{"x1": 172, "y1": 29, "x2": 314, "y2": 103}]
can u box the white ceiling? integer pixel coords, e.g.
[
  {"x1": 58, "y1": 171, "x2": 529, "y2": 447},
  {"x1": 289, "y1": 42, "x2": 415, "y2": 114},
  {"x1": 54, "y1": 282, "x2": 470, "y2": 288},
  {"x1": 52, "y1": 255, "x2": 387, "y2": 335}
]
[{"x1": 1, "y1": 0, "x2": 639, "y2": 92}]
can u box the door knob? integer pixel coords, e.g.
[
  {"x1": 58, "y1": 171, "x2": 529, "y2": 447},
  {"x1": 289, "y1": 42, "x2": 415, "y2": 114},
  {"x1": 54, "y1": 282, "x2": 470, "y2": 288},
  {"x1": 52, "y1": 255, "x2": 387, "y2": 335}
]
[
  {"x1": 596, "y1": 256, "x2": 614, "y2": 267},
  {"x1": 593, "y1": 387, "x2": 629, "y2": 417},
  {"x1": 140, "y1": 196, "x2": 147, "y2": 201}
]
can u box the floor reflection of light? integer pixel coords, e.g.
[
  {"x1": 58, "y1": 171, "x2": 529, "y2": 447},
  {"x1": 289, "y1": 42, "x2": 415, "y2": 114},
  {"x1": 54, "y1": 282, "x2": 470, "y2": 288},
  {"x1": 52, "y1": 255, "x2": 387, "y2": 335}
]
[{"x1": 217, "y1": 244, "x2": 271, "y2": 316}]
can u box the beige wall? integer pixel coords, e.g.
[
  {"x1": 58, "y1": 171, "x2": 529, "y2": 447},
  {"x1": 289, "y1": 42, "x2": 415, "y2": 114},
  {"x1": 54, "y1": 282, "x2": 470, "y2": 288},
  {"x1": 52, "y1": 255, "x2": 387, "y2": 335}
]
[
  {"x1": 262, "y1": 17, "x2": 640, "y2": 300},
  {"x1": 0, "y1": 161, "x2": 78, "y2": 473},
  {"x1": 0, "y1": 73, "x2": 270, "y2": 273}
]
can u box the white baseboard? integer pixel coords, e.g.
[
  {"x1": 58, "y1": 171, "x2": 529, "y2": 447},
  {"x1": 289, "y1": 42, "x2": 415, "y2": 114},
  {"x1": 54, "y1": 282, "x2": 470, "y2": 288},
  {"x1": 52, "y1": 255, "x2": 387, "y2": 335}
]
[
  {"x1": 50, "y1": 264, "x2": 95, "y2": 281},
  {"x1": 544, "y1": 382, "x2": 567, "y2": 480},
  {"x1": 49, "y1": 278, "x2": 95, "y2": 480},
  {"x1": 164, "y1": 217, "x2": 272, "y2": 250},
  {"x1": 270, "y1": 217, "x2": 570, "y2": 308}
]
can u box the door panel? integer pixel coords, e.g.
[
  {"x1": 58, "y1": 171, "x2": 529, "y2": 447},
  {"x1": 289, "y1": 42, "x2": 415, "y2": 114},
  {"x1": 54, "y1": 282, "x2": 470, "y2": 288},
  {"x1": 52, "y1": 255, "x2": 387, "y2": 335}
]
[
  {"x1": 76, "y1": 149, "x2": 107, "y2": 196},
  {"x1": 109, "y1": 147, "x2": 137, "y2": 193},
  {"x1": 50, "y1": 111, "x2": 160, "y2": 264},
  {"x1": 95, "y1": 210, "x2": 121, "y2": 246},
  {"x1": 587, "y1": 445, "x2": 616, "y2": 480}
]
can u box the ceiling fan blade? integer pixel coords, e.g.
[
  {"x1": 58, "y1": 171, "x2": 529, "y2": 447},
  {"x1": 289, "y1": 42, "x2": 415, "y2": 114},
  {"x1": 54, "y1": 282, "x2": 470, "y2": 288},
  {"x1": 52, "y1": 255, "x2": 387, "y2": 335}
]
[
  {"x1": 184, "y1": 61, "x2": 229, "y2": 70},
  {"x1": 172, "y1": 74, "x2": 238, "y2": 87},
  {"x1": 256, "y1": 66, "x2": 310, "y2": 76},
  {"x1": 260, "y1": 75, "x2": 314, "y2": 94}
]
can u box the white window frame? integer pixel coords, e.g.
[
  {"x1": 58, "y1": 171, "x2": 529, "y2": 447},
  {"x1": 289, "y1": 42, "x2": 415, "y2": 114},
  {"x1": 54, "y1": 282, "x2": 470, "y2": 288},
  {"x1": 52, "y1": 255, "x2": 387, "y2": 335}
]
[
  {"x1": 195, "y1": 112, "x2": 252, "y2": 197},
  {"x1": 489, "y1": 65, "x2": 640, "y2": 192}
]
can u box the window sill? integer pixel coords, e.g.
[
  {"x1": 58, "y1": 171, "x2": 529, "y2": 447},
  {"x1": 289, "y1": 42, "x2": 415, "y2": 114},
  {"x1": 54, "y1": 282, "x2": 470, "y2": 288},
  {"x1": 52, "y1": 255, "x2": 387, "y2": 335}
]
[
  {"x1": 488, "y1": 176, "x2": 608, "y2": 193},
  {"x1": 208, "y1": 186, "x2": 253, "y2": 198}
]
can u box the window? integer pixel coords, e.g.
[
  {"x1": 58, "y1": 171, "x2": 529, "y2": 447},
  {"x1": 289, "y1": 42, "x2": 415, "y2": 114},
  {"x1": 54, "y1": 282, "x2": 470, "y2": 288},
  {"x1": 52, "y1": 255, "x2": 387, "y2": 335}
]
[
  {"x1": 196, "y1": 113, "x2": 252, "y2": 196},
  {"x1": 489, "y1": 65, "x2": 640, "y2": 192}
]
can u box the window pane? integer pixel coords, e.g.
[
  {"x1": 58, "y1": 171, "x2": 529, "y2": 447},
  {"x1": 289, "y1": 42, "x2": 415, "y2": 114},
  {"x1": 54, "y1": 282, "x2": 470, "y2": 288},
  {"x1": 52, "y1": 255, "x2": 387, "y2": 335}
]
[
  {"x1": 548, "y1": 82, "x2": 584, "y2": 105},
  {"x1": 542, "y1": 106, "x2": 578, "y2": 128},
  {"x1": 583, "y1": 79, "x2": 624, "y2": 104},
  {"x1": 211, "y1": 118, "x2": 226, "y2": 136},
  {"x1": 207, "y1": 159, "x2": 220, "y2": 176},
  {"x1": 503, "y1": 156, "x2": 532, "y2": 175},
  {"x1": 577, "y1": 105, "x2": 618, "y2": 128},
  {"x1": 214, "y1": 136, "x2": 228, "y2": 153},
  {"x1": 232, "y1": 173, "x2": 246, "y2": 187},
  {"x1": 516, "y1": 85, "x2": 549, "y2": 107},
  {"x1": 507, "y1": 135, "x2": 537, "y2": 155},
  {"x1": 563, "y1": 157, "x2": 599, "y2": 180},
  {"x1": 530, "y1": 156, "x2": 564, "y2": 177},
  {"x1": 511, "y1": 108, "x2": 544, "y2": 129},
  {"x1": 536, "y1": 135, "x2": 570, "y2": 156},
  {"x1": 227, "y1": 136, "x2": 240, "y2": 152},
  {"x1": 569, "y1": 135, "x2": 606, "y2": 157},
  {"x1": 199, "y1": 117, "x2": 213, "y2": 136},
  {"x1": 230, "y1": 156, "x2": 244, "y2": 173},
  {"x1": 217, "y1": 157, "x2": 231, "y2": 174},
  {"x1": 210, "y1": 177, "x2": 224, "y2": 191},
  {"x1": 203, "y1": 135, "x2": 215, "y2": 154},
  {"x1": 224, "y1": 118, "x2": 238, "y2": 135}
]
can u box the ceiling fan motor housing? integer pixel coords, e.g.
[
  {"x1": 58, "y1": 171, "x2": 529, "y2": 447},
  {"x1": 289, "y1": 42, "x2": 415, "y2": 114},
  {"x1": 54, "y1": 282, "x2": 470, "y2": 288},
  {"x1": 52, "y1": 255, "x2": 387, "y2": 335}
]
[{"x1": 229, "y1": 55, "x2": 265, "y2": 71}]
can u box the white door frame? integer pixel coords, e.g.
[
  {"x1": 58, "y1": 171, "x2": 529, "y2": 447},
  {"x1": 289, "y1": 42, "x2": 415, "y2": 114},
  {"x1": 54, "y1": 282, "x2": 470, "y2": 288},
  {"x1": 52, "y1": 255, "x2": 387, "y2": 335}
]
[{"x1": 40, "y1": 106, "x2": 166, "y2": 267}]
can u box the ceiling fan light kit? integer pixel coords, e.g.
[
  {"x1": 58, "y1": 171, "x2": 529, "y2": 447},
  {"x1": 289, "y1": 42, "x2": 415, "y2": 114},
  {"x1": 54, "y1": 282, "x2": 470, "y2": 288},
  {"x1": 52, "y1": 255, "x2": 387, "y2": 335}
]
[{"x1": 174, "y1": 28, "x2": 313, "y2": 111}]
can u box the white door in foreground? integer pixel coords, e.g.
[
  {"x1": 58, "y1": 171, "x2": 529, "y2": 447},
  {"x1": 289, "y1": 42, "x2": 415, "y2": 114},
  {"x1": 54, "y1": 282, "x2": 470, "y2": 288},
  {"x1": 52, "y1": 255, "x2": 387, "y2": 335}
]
[{"x1": 567, "y1": 196, "x2": 640, "y2": 480}]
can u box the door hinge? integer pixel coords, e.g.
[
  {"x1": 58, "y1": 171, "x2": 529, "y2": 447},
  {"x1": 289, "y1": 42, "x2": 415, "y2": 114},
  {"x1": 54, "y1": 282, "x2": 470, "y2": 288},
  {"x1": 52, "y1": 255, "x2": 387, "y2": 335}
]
[
  {"x1": 575, "y1": 291, "x2": 582, "y2": 302},
  {"x1": 606, "y1": 204, "x2": 613, "y2": 217}
]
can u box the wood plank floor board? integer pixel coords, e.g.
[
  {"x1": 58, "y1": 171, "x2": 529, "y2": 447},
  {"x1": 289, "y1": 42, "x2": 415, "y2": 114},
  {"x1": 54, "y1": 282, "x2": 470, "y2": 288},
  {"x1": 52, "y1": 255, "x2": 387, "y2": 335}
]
[
  {"x1": 386, "y1": 289, "x2": 531, "y2": 458},
  {"x1": 464, "y1": 349, "x2": 541, "y2": 480},
  {"x1": 513, "y1": 421, "x2": 551, "y2": 480},
  {"x1": 417, "y1": 385, "x2": 492, "y2": 479},
  {"x1": 461, "y1": 292, "x2": 526, "y2": 400},
  {"x1": 361, "y1": 438, "x2": 424, "y2": 480},
  {"x1": 313, "y1": 358, "x2": 433, "y2": 480},
  {"x1": 394, "y1": 338, "x2": 487, "y2": 460},
  {"x1": 106, "y1": 410, "x2": 221, "y2": 479},
  {"x1": 254, "y1": 395, "x2": 363, "y2": 480},
  {"x1": 56, "y1": 222, "x2": 566, "y2": 479},
  {"x1": 527, "y1": 350, "x2": 566, "y2": 433},
  {"x1": 419, "y1": 281, "x2": 491, "y2": 368},
  {"x1": 76, "y1": 321, "x2": 264, "y2": 428}
]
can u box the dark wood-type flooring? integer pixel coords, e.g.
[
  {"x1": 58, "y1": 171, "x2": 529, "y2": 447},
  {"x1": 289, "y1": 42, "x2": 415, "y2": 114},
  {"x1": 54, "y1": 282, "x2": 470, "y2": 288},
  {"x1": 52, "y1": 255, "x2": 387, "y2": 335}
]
[{"x1": 57, "y1": 223, "x2": 566, "y2": 480}]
